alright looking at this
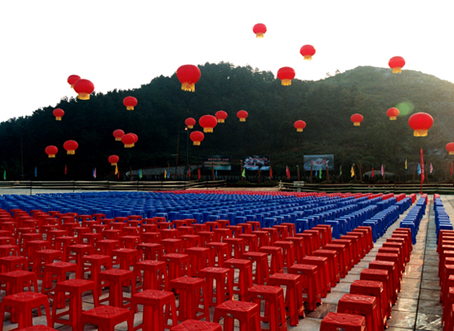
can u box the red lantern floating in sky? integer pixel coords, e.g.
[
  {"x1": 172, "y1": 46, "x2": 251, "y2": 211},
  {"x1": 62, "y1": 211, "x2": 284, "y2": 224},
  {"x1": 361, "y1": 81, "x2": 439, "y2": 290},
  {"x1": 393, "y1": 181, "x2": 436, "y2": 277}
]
[
  {"x1": 199, "y1": 115, "x2": 218, "y2": 133},
  {"x1": 408, "y1": 112, "x2": 433, "y2": 137},
  {"x1": 63, "y1": 140, "x2": 78, "y2": 155},
  {"x1": 113, "y1": 129, "x2": 125, "y2": 141},
  {"x1": 386, "y1": 107, "x2": 400, "y2": 120},
  {"x1": 53, "y1": 108, "x2": 64, "y2": 121},
  {"x1": 253, "y1": 23, "x2": 267, "y2": 38},
  {"x1": 446, "y1": 143, "x2": 454, "y2": 155},
  {"x1": 130, "y1": 133, "x2": 138, "y2": 146},
  {"x1": 121, "y1": 133, "x2": 135, "y2": 148},
  {"x1": 237, "y1": 110, "x2": 248, "y2": 122},
  {"x1": 294, "y1": 120, "x2": 306, "y2": 132},
  {"x1": 215, "y1": 111, "x2": 228, "y2": 123},
  {"x1": 45, "y1": 145, "x2": 58, "y2": 158},
  {"x1": 123, "y1": 96, "x2": 138, "y2": 110},
  {"x1": 190, "y1": 131, "x2": 205, "y2": 146},
  {"x1": 300, "y1": 45, "x2": 316, "y2": 60},
  {"x1": 351, "y1": 114, "x2": 364, "y2": 126},
  {"x1": 108, "y1": 155, "x2": 119, "y2": 166},
  {"x1": 277, "y1": 67, "x2": 296, "y2": 86},
  {"x1": 389, "y1": 56, "x2": 405, "y2": 73},
  {"x1": 177, "y1": 65, "x2": 201, "y2": 92},
  {"x1": 185, "y1": 117, "x2": 196, "y2": 129},
  {"x1": 73, "y1": 79, "x2": 95, "y2": 100},
  {"x1": 67, "y1": 75, "x2": 80, "y2": 88}
]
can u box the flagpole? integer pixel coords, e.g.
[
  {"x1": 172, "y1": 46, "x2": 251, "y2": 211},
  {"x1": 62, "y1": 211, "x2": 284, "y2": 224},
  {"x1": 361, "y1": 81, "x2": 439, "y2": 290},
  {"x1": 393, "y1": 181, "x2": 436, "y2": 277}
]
[{"x1": 297, "y1": 165, "x2": 300, "y2": 181}]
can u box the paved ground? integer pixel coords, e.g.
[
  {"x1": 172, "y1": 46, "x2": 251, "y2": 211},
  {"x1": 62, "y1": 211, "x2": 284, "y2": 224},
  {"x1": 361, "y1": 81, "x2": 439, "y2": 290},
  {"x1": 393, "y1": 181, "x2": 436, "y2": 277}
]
[{"x1": 0, "y1": 193, "x2": 446, "y2": 330}]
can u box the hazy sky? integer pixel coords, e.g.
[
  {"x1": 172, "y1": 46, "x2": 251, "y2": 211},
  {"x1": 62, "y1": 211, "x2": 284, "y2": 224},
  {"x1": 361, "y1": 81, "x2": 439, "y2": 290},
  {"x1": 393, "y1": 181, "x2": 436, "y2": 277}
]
[{"x1": 1, "y1": 0, "x2": 453, "y2": 123}]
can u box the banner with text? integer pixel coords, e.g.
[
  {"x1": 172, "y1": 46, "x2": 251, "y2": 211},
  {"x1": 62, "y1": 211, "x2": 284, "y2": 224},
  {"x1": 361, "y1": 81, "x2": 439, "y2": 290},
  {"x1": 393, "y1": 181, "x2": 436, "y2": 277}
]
[
  {"x1": 203, "y1": 155, "x2": 232, "y2": 170},
  {"x1": 303, "y1": 154, "x2": 334, "y2": 171},
  {"x1": 243, "y1": 155, "x2": 270, "y2": 171}
]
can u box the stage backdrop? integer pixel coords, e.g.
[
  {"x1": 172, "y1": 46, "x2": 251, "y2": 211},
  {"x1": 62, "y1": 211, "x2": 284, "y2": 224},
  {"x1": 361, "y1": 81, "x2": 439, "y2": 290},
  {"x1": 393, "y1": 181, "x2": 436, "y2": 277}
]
[
  {"x1": 303, "y1": 154, "x2": 334, "y2": 171},
  {"x1": 243, "y1": 155, "x2": 270, "y2": 171}
]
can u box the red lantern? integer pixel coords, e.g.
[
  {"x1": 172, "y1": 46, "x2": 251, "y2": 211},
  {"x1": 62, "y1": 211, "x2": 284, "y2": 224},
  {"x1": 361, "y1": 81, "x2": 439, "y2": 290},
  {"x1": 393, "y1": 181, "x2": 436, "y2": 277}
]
[
  {"x1": 108, "y1": 155, "x2": 119, "y2": 166},
  {"x1": 350, "y1": 114, "x2": 364, "y2": 126},
  {"x1": 67, "y1": 75, "x2": 80, "y2": 88},
  {"x1": 177, "y1": 65, "x2": 201, "y2": 92},
  {"x1": 199, "y1": 115, "x2": 218, "y2": 133},
  {"x1": 386, "y1": 107, "x2": 400, "y2": 120},
  {"x1": 215, "y1": 111, "x2": 228, "y2": 123},
  {"x1": 121, "y1": 133, "x2": 135, "y2": 148},
  {"x1": 130, "y1": 133, "x2": 138, "y2": 146},
  {"x1": 389, "y1": 56, "x2": 405, "y2": 73},
  {"x1": 113, "y1": 129, "x2": 125, "y2": 141},
  {"x1": 45, "y1": 145, "x2": 58, "y2": 158},
  {"x1": 123, "y1": 96, "x2": 137, "y2": 110},
  {"x1": 408, "y1": 112, "x2": 434, "y2": 137},
  {"x1": 446, "y1": 143, "x2": 454, "y2": 155},
  {"x1": 190, "y1": 131, "x2": 205, "y2": 146},
  {"x1": 63, "y1": 140, "x2": 78, "y2": 155},
  {"x1": 294, "y1": 120, "x2": 306, "y2": 132},
  {"x1": 277, "y1": 67, "x2": 296, "y2": 86},
  {"x1": 185, "y1": 117, "x2": 196, "y2": 129},
  {"x1": 237, "y1": 110, "x2": 248, "y2": 122},
  {"x1": 253, "y1": 23, "x2": 267, "y2": 38},
  {"x1": 73, "y1": 79, "x2": 95, "y2": 100},
  {"x1": 300, "y1": 45, "x2": 316, "y2": 60},
  {"x1": 53, "y1": 108, "x2": 65, "y2": 121}
]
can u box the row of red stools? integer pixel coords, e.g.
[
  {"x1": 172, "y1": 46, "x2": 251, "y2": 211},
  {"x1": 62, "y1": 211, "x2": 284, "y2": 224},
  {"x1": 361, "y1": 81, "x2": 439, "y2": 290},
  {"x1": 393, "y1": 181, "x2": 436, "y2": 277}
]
[
  {"x1": 437, "y1": 229, "x2": 454, "y2": 331},
  {"x1": 320, "y1": 227, "x2": 413, "y2": 331}
]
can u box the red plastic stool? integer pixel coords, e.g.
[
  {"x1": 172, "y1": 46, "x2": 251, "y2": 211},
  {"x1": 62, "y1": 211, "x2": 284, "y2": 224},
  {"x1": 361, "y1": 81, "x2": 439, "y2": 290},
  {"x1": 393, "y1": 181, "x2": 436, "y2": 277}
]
[
  {"x1": 268, "y1": 272, "x2": 304, "y2": 325},
  {"x1": 356, "y1": 226, "x2": 373, "y2": 250},
  {"x1": 350, "y1": 279, "x2": 387, "y2": 329},
  {"x1": 217, "y1": 220, "x2": 230, "y2": 228},
  {"x1": 285, "y1": 236, "x2": 306, "y2": 263},
  {"x1": 224, "y1": 258, "x2": 254, "y2": 300},
  {"x1": 238, "y1": 223, "x2": 253, "y2": 235},
  {"x1": 324, "y1": 243, "x2": 348, "y2": 278},
  {"x1": 161, "y1": 253, "x2": 191, "y2": 280},
  {"x1": 176, "y1": 226, "x2": 194, "y2": 236},
  {"x1": 386, "y1": 237, "x2": 409, "y2": 263},
  {"x1": 198, "y1": 231, "x2": 214, "y2": 247},
  {"x1": 351, "y1": 228, "x2": 370, "y2": 254},
  {"x1": 104, "y1": 229, "x2": 122, "y2": 240},
  {"x1": 80, "y1": 305, "x2": 133, "y2": 331},
  {"x1": 246, "y1": 285, "x2": 286, "y2": 331},
  {"x1": 24, "y1": 239, "x2": 49, "y2": 270},
  {"x1": 111, "y1": 248, "x2": 141, "y2": 271},
  {"x1": 205, "y1": 221, "x2": 220, "y2": 231},
  {"x1": 161, "y1": 238, "x2": 184, "y2": 254},
  {"x1": 119, "y1": 235, "x2": 141, "y2": 249},
  {"x1": 170, "y1": 319, "x2": 222, "y2": 331},
  {"x1": 242, "y1": 251, "x2": 269, "y2": 285},
  {"x1": 303, "y1": 230, "x2": 321, "y2": 251},
  {"x1": 320, "y1": 312, "x2": 366, "y2": 331},
  {"x1": 0, "y1": 292, "x2": 51, "y2": 329},
  {"x1": 213, "y1": 301, "x2": 260, "y2": 331},
  {"x1": 122, "y1": 227, "x2": 141, "y2": 237},
  {"x1": 224, "y1": 237, "x2": 245, "y2": 259},
  {"x1": 336, "y1": 237, "x2": 359, "y2": 265},
  {"x1": 314, "y1": 225, "x2": 333, "y2": 247},
  {"x1": 33, "y1": 249, "x2": 63, "y2": 278},
  {"x1": 360, "y1": 269, "x2": 391, "y2": 319},
  {"x1": 66, "y1": 244, "x2": 94, "y2": 275},
  {"x1": 134, "y1": 260, "x2": 168, "y2": 291},
  {"x1": 272, "y1": 225, "x2": 289, "y2": 240},
  {"x1": 246, "y1": 221, "x2": 261, "y2": 231},
  {"x1": 301, "y1": 255, "x2": 331, "y2": 297},
  {"x1": 169, "y1": 276, "x2": 210, "y2": 322},
  {"x1": 443, "y1": 287, "x2": 454, "y2": 331},
  {"x1": 80, "y1": 232, "x2": 102, "y2": 247},
  {"x1": 41, "y1": 262, "x2": 79, "y2": 308},
  {"x1": 186, "y1": 247, "x2": 213, "y2": 276},
  {"x1": 0, "y1": 255, "x2": 27, "y2": 272},
  {"x1": 13, "y1": 326, "x2": 58, "y2": 331},
  {"x1": 141, "y1": 232, "x2": 162, "y2": 243},
  {"x1": 262, "y1": 227, "x2": 278, "y2": 245},
  {"x1": 160, "y1": 228, "x2": 179, "y2": 239},
  {"x1": 289, "y1": 263, "x2": 322, "y2": 311},
  {"x1": 368, "y1": 260, "x2": 399, "y2": 304},
  {"x1": 199, "y1": 267, "x2": 234, "y2": 307},
  {"x1": 131, "y1": 289, "x2": 177, "y2": 330},
  {"x1": 238, "y1": 233, "x2": 258, "y2": 253},
  {"x1": 314, "y1": 248, "x2": 340, "y2": 286},
  {"x1": 181, "y1": 234, "x2": 202, "y2": 251},
  {"x1": 0, "y1": 244, "x2": 20, "y2": 257},
  {"x1": 207, "y1": 242, "x2": 231, "y2": 267},
  {"x1": 52, "y1": 279, "x2": 100, "y2": 331},
  {"x1": 213, "y1": 228, "x2": 232, "y2": 242},
  {"x1": 47, "y1": 230, "x2": 68, "y2": 248},
  {"x1": 259, "y1": 246, "x2": 284, "y2": 275},
  {"x1": 252, "y1": 230, "x2": 270, "y2": 248},
  {"x1": 378, "y1": 247, "x2": 404, "y2": 272},
  {"x1": 137, "y1": 243, "x2": 163, "y2": 261},
  {"x1": 274, "y1": 240, "x2": 296, "y2": 269},
  {"x1": 194, "y1": 224, "x2": 208, "y2": 233},
  {"x1": 346, "y1": 231, "x2": 366, "y2": 258},
  {"x1": 82, "y1": 254, "x2": 112, "y2": 296},
  {"x1": 0, "y1": 270, "x2": 39, "y2": 295},
  {"x1": 54, "y1": 236, "x2": 76, "y2": 261},
  {"x1": 96, "y1": 239, "x2": 120, "y2": 256},
  {"x1": 375, "y1": 252, "x2": 402, "y2": 281},
  {"x1": 337, "y1": 293, "x2": 381, "y2": 331},
  {"x1": 281, "y1": 222, "x2": 296, "y2": 238},
  {"x1": 226, "y1": 225, "x2": 242, "y2": 238},
  {"x1": 98, "y1": 269, "x2": 136, "y2": 308}
]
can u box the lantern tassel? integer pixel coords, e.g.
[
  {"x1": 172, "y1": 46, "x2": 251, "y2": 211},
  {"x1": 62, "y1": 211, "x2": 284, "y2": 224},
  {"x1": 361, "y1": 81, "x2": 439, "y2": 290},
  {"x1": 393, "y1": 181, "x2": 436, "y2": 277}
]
[
  {"x1": 353, "y1": 122, "x2": 360, "y2": 126},
  {"x1": 392, "y1": 67, "x2": 402, "y2": 74},
  {"x1": 203, "y1": 128, "x2": 214, "y2": 133},
  {"x1": 389, "y1": 116, "x2": 397, "y2": 120},
  {"x1": 240, "y1": 118, "x2": 246, "y2": 122},
  {"x1": 48, "y1": 155, "x2": 55, "y2": 158},
  {"x1": 193, "y1": 141, "x2": 201, "y2": 146},
  {"x1": 181, "y1": 82, "x2": 196, "y2": 92},
  {"x1": 77, "y1": 93, "x2": 90, "y2": 100},
  {"x1": 55, "y1": 117, "x2": 62, "y2": 121},
  {"x1": 126, "y1": 106, "x2": 134, "y2": 110},
  {"x1": 414, "y1": 129, "x2": 428, "y2": 137},
  {"x1": 255, "y1": 33, "x2": 264, "y2": 38},
  {"x1": 303, "y1": 55, "x2": 313, "y2": 60},
  {"x1": 297, "y1": 128, "x2": 303, "y2": 132},
  {"x1": 217, "y1": 119, "x2": 225, "y2": 123},
  {"x1": 281, "y1": 79, "x2": 292, "y2": 86}
]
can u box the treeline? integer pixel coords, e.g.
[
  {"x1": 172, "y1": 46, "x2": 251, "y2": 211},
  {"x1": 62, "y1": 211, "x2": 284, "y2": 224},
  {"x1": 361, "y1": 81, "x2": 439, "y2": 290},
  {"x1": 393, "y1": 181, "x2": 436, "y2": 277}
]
[{"x1": 1, "y1": 62, "x2": 454, "y2": 182}]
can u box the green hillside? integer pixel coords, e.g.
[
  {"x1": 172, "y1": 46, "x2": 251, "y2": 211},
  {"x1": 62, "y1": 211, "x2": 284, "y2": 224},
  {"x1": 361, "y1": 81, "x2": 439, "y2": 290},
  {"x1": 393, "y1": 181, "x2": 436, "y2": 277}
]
[{"x1": 1, "y1": 63, "x2": 453, "y2": 182}]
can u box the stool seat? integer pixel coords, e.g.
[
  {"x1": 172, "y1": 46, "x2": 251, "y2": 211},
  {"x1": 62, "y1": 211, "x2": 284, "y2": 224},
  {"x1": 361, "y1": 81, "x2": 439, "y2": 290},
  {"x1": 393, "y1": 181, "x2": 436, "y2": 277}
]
[
  {"x1": 169, "y1": 276, "x2": 210, "y2": 322},
  {"x1": 80, "y1": 305, "x2": 134, "y2": 331},
  {"x1": 131, "y1": 289, "x2": 177, "y2": 330},
  {"x1": 199, "y1": 267, "x2": 234, "y2": 306},
  {"x1": 170, "y1": 319, "x2": 222, "y2": 330},
  {"x1": 99, "y1": 268, "x2": 136, "y2": 308},
  {"x1": 320, "y1": 312, "x2": 366, "y2": 331},
  {"x1": 213, "y1": 300, "x2": 260, "y2": 331}
]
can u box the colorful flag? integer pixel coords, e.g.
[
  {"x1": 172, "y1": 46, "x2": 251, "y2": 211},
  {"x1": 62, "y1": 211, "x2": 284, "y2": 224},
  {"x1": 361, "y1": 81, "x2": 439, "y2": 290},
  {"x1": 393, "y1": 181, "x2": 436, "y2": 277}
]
[
  {"x1": 269, "y1": 166, "x2": 273, "y2": 179},
  {"x1": 188, "y1": 167, "x2": 191, "y2": 178},
  {"x1": 417, "y1": 163, "x2": 421, "y2": 175},
  {"x1": 93, "y1": 168, "x2": 96, "y2": 178},
  {"x1": 115, "y1": 164, "x2": 118, "y2": 175},
  {"x1": 350, "y1": 165, "x2": 355, "y2": 177},
  {"x1": 215, "y1": 170, "x2": 218, "y2": 179},
  {"x1": 381, "y1": 164, "x2": 384, "y2": 176},
  {"x1": 167, "y1": 167, "x2": 170, "y2": 179},
  {"x1": 286, "y1": 166, "x2": 290, "y2": 179},
  {"x1": 3, "y1": 170, "x2": 5, "y2": 180},
  {"x1": 35, "y1": 167, "x2": 37, "y2": 178},
  {"x1": 139, "y1": 169, "x2": 142, "y2": 179},
  {"x1": 64, "y1": 164, "x2": 67, "y2": 175},
  {"x1": 421, "y1": 148, "x2": 425, "y2": 183},
  {"x1": 430, "y1": 163, "x2": 433, "y2": 174},
  {"x1": 318, "y1": 168, "x2": 322, "y2": 179},
  {"x1": 242, "y1": 168, "x2": 246, "y2": 178},
  {"x1": 371, "y1": 167, "x2": 374, "y2": 178},
  {"x1": 117, "y1": 169, "x2": 120, "y2": 179},
  {"x1": 405, "y1": 159, "x2": 407, "y2": 169},
  {"x1": 198, "y1": 167, "x2": 201, "y2": 179},
  {"x1": 164, "y1": 170, "x2": 167, "y2": 179},
  {"x1": 339, "y1": 166, "x2": 342, "y2": 176}
]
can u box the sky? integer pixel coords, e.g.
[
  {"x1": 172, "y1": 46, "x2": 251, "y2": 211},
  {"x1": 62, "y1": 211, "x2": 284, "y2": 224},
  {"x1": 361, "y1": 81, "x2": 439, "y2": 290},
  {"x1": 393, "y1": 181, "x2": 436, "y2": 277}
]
[{"x1": 1, "y1": 0, "x2": 453, "y2": 123}]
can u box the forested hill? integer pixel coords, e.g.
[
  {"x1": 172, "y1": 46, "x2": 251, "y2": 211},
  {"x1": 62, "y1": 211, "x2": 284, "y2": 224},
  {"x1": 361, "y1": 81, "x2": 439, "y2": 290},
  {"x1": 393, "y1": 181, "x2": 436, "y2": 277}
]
[{"x1": 1, "y1": 62, "x2": 454, "y2": 181}]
